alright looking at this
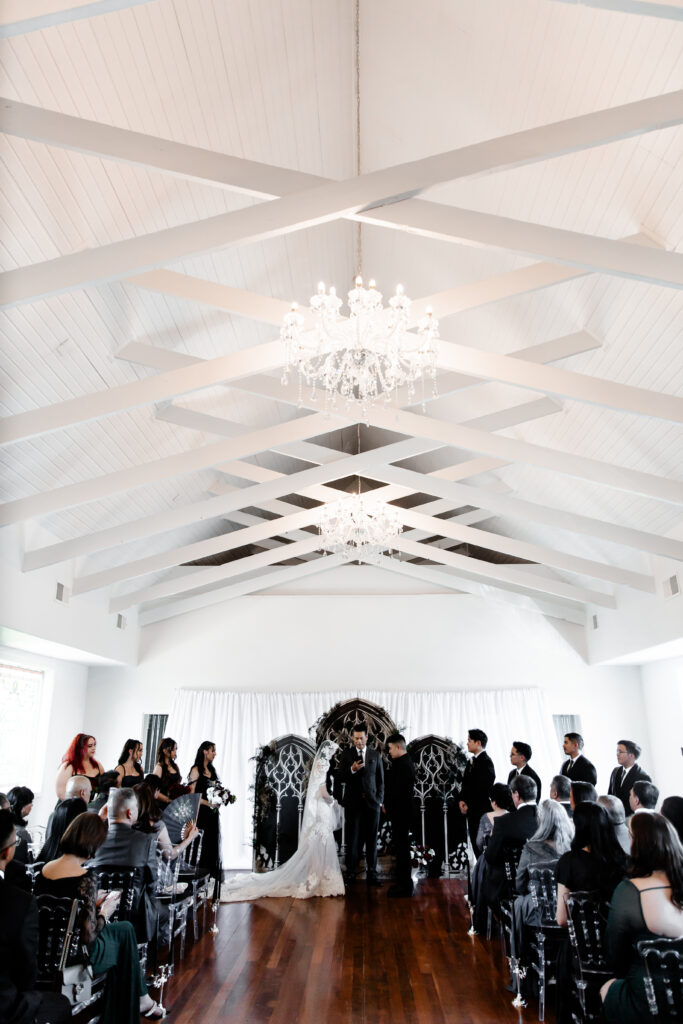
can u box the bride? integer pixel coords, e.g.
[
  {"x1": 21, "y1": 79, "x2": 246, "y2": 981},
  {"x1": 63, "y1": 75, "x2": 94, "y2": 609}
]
[{"x1": 222, "y1": 739, "x2": 345, "y2": 901}]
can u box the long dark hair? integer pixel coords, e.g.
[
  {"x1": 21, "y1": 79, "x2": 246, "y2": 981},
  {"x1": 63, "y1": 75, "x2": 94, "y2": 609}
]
[
  {"x1": 7, "y1": 786, "x2": 34, "y2": 826},
  {"x1": 191, "y1": 741, "x2": 218, "y2": 780},
  {"x1": 156, "y1": 737, "x2": 177, "y2": 766},
  {"x1": 116, "y1": 738, "x2": 143, "y2": 775},
  {"x1": 661, "y1": 796, "x2": 683, "y2": 846},
  {"x1": 572, "y1": 802, "x2": 628, "y2": 872},
  {"x1": 38, "y1": 797, "x2": 88, "y2": 862},
  {"x1": 630, "y1": 813, "x2": 683, "y2": 909},
  {"x1": 490, "y1": 782, "x2": 515, "y2": 813},
  {"x1": 132, "y1": 782, "x2": 162, "y2": 832}
]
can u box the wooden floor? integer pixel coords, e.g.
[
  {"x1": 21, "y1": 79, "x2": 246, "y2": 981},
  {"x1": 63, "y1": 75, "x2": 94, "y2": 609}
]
[{"x1": 163, "y1": 880, "x2": 554, "y2": 1024}]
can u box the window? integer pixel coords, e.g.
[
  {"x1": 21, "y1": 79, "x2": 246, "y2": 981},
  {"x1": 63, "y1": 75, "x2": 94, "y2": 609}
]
[
  {"x1": 0, "y1": 662, "x2": 51, "y2": 793},
  {"x1": 142, "y1": 713, "x2": 169, "y2": 773}
]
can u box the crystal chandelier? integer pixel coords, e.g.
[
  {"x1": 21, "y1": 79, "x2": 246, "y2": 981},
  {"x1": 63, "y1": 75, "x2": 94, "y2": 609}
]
[
  {"x1": 318, "y1": 493, "x2": 402, "y2": 564},
  {"x1": 281, "y1": 276, "x2": 439, "y2": 416}
]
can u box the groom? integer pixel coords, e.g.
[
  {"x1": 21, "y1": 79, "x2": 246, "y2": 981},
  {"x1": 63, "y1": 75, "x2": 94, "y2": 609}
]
[{"x1": 340, "y1": 723, "x2": 384, "y2": 886}]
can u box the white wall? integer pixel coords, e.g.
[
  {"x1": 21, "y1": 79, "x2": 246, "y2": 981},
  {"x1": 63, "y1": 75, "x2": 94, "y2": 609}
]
[
  {"x1": 85, "y1": 594, "x2": 652, "y2": 795},
  {"x1": 640, "y1": 655, "x2": 683, "y2": 798},
  {"x1": 0, "y1": 644, "x2": 89, "y2": 828}
]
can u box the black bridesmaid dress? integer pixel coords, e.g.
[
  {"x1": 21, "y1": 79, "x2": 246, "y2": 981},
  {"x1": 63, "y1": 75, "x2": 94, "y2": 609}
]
[{"x1": 194, "y1": 773, "x2": 222, "y2": 897}]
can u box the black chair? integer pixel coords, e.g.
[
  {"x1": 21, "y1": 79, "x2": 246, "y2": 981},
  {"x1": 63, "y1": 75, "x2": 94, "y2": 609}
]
[
  {"x1": 527, "y1": 865, "x2": 563, "y2": 1022},
  {"x1": 636, "y1": 936, "x2": 683, "y2": 1018},
  {"x1": 565, "y1": 890, "x2": 610, "y2": 1023},
  {"x1": 35, "y1": 894, "x2": 105, "y2": 1019},
  {"x1": 95, "y1": 865, "x2": 149, "y2": 975}
]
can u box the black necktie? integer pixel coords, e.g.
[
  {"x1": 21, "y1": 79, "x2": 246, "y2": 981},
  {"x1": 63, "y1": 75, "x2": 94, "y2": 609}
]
[{"x1": 621, "y1": 767, "x2": 627, "y2": 786}]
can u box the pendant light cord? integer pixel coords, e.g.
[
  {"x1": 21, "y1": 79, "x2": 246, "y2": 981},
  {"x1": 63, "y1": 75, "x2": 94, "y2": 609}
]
[{"x1": 354, "y1": 0, "x2": 362, "y2": 279}]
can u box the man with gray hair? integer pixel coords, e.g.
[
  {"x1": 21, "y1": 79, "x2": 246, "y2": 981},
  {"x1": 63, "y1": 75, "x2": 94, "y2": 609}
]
[
  {"x1": 598, "y1": 794, "x2": 630, "y2": 855},
  {"x1": 64, "y1": 775, "x2": 92, "y2": 804}
]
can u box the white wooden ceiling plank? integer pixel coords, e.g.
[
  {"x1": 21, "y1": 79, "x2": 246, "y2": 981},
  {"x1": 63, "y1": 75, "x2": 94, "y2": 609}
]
[
  {"x1": 356, "y1": 198, "x2": 683, "y2": 289},
  {"x1": 0, "y1": 1, "x2": 159, "y2": 37},
  {"x1": 138, "y1": 553, "x2": 347, "y2": 626},
  {"x1": 395, "y1": 506, "x2": 654, "y2": 591},
  {"x1": 3, "y1": 88, "x2": 681, "y2": 305},
  {"x1": 546, "y1": 1, "x2": 683, "y2": 22}
]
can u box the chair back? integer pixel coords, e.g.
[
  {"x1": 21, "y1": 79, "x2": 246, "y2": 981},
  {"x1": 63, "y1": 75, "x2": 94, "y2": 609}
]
[
  {"x1": 501, "y1": 841, "x2": 525, "y2": 899},
  {"x1": 180, "y1": 828, "x2": 204, "y2": 871},
  {"x1": 95, "y1": 865, "x2": 140, "y2": 921},
  {"x1": 637, "y1": 937, "x2": 683, "y2": 1019},
  {"x1": 26, "y1": 825, "x2": 46, "y2": 860},
  {"x1": 528, "y1": 864, "x2": 559, "y2": 926},
  {"x1": 565, "y1": 890, "x2": 609, "y2": 970},
  {"x1": 35, "y1": 895, "x2": 81, "y2": 985}
]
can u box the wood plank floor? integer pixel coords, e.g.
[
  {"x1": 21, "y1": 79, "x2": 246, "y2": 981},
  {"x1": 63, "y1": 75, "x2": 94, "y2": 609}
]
[{"x1": 163, "y1": 880, "x2": 554, "y2": 1024}]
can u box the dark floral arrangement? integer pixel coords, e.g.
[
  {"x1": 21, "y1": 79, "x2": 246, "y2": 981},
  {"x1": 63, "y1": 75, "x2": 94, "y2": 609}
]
[
  {"x1": 168, "y1": 781, "x2": 191, "y2": 800},
  {"x1": 376, "y1": 820, "x2": 394, "y2": 857},
  {"x1": 410, "y1": 842, "x2": 437, "y2": 869}
]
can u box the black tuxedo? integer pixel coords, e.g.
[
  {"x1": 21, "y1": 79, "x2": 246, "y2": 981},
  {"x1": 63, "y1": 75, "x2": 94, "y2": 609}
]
[
  {"x1": 560, "y1": 753, "x2": 597, "y2": 785},
  {"x1": 340, "y1": 745, "x2": 384, "y2": 879},
  {"x1": 507, "y1": 764, "x2": 542, "y2": 802},
  {"x1": 92, "y1": 822, "x2": 159, "y2": 941},
  {"x1": 0, "y1": 875, "x2": 70, "y2": 1024},
  {"x1": 484, "y1": 803, "x2": 538, "y2": 905},
  {"x1": 608, "y1": 763, "x2": 652, "y2": 817},
  {"x1": 385, "y1": 754, "x2": 417, "y2": 892},
  {"x1": 460, "y1": 751, "x2": 496, "y2": 857}
]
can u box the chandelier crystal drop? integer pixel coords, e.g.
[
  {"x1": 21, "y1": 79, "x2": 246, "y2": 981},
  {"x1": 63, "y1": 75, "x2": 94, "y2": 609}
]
[
  {"x1": 281, "y1": 276, "x2": 439, "y2": 416},
  {"x1": 318, "y1": 494, "x2": 402, "y2": 564}
]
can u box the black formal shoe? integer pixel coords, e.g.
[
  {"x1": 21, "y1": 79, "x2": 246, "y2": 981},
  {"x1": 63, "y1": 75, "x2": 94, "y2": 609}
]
[
  {"x1": 387, "y1": 885, "x2": 413, "y2": 898},
  {"x1": 366, "y1": 875, "x2": 383, "y2": 887},
  {"x1": 345, "y1": 874, "x2": 357, "y2": 884}
]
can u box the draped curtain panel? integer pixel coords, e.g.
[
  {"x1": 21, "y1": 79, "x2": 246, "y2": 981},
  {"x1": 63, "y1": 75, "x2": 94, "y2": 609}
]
[{"x1": 166, "y1": 687, "x2": 558, "y2": 869}]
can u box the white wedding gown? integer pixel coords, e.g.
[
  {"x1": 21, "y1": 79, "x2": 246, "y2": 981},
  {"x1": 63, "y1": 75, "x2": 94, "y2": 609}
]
[{"x1": 222, "y1": 740, "x2": 345, "y2": 901}]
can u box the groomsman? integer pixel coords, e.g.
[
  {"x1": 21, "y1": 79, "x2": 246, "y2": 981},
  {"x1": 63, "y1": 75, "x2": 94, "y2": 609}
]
[
  {"x1": 458, "y1": 729, "x2": 496, "y2": 858},
  {"x1": 608, "y1": 740, "x2": 652, "y2": 817},
  {"x1": 560, "y1": 732, "x2": 597, "y2": 785},
  {"x1": 385, "y1": 733, "x2": 417, "y2": 898},
  {"x1": 340, "y1": 724, "x2": 384, "y2": 886},
  {"x1": 507, "y1": 741, "x2": 541, "y2": 799}
]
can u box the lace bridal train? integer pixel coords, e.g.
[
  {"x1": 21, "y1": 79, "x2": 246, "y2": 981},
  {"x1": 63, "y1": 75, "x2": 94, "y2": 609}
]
[{"x1": 222, "y1": 740, "x2": 345, "y2": 901}]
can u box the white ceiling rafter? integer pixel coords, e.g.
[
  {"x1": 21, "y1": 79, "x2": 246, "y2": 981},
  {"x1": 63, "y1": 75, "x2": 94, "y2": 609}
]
[
  {"x1": 2, "y1": 89, "x2": 681, "y2": 307},
  {"x1": 0, "y1": 0, "x2": 158, "y2": 37},
  {"x1": 546, "y1": 1, "x2": 683, "y2": 22}
]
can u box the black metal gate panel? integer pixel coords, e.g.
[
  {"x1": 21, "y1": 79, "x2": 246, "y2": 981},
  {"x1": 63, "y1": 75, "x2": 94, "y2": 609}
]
[{"x1": 251, "y1": 734, "x2": 316, "y2": 872}]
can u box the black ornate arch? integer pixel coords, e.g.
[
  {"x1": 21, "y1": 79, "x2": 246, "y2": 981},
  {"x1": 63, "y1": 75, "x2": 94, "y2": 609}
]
[
  {"x1": 314, "y1": 696, "x2": 399, "y2": 762},
  {"x1": 407, "y1": 734, "x2": 468, "y2": 877},
  {"x1": 251, "y1": 734, "x2": 316, "y2": 872}
]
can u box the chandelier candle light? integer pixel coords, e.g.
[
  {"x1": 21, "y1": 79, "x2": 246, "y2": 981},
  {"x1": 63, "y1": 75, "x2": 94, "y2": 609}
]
[
  {"x1": 281, "y1": 276, "x2": 439, "y2": 418},
  {"x1": 318, "y1": 493, "x2": 402, "y2": 565}
]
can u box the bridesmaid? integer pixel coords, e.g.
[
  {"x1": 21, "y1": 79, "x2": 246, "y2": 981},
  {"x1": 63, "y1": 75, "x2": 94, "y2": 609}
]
[
  {"x1": 115, "y1": 739, "x2": 145, "y2": 788},
  {"x1": 56, "y1": 734, "x2": 104, "y2": 801},
  {"x1": 152, "y1": 737, "x2": 182, "y2": 806},
  {"x1": 188, "y1": 741, "x2": 222, "y2": 897}
]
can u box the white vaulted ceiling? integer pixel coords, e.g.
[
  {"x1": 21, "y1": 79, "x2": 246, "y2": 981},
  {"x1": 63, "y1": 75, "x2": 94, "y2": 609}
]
[{"x1": 0, "y1": 0, "x2": 682, "y2": 627}]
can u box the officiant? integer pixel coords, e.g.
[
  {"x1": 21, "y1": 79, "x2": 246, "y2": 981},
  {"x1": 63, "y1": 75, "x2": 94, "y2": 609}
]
[
  {"x1": 384, "y1": 733, "x2": 416, "y2": 898},
  {"x1": 340, "y1": 724, "x2": 384, "y2": 886}
]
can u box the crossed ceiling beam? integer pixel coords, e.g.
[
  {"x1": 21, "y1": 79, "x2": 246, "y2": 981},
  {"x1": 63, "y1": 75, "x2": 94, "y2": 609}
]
[{"x1": 2, "y1": 90, "x2": 682, "y2": 307}]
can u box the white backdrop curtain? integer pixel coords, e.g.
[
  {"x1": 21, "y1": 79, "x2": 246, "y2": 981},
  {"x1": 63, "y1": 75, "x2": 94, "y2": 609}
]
[{"x1": 167, "y1": 687, "x2": 558, "y2": 869}]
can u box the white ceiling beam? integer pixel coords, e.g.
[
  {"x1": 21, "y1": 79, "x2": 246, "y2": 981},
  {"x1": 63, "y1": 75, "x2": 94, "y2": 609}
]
[
  {"x1": 0, "y1": 99, "x2": 325, "y2": 197},
  {"x1": 2, "y1": 90, "x2": 681, "y2": 307},
  {"x1": 546, "y1": 0, "x2": 683, "y2": 22},
  {"x1": 357, "y1": 199, "x2": 683, "y2": 290},
  {"x1": 375, "y1": 465, "x2": 683, "y2": 561},
  {"x1": 74, "y1": 508, "x2": 321, "y2": 596},
  {"x1": 393, "y1": 536, "x2": 615, "y2": 607},
  {"x1": 138, "y1": 553, "x2": 347, "y2": 626},
  {"x1": 0, "y1": 0, "x2": 157, "y2": 37},
  {"x1": 110, "y1": 535, "x2": 325, "y2": 613},
  {"x1": 395, "y1": 507, "x2": 654, "y2": 592},
  {"x1": 0, "y1": 411, "x2": 350, "y2": 525},
  {"x1": 374, "y1": 555, "x2": 586, "y2": 625}
]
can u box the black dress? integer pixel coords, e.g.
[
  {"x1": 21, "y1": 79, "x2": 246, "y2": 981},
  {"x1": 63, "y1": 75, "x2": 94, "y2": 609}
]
[
  {"x1": 117, "y1": 767, "x2": 144, "y2": 788},
  {"x1": 155, "y1": 762, "x2": 182, "y2": 805},
  {"x1": 193, "y1": 773, "x2": 222, "y2": 896}
]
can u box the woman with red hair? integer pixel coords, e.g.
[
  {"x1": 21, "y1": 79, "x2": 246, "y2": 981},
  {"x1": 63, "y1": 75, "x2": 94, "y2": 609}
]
[{"x1": 55, "y1": 733, "x2": 104, "y2": 801}]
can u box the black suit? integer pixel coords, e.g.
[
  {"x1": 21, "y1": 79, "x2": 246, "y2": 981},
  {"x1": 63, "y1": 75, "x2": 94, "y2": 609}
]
[
  {"x1": 340, "y1": 745, "x2": 384, "y2": 879},
  {"x1": 507, "y1": 764, "x2": 542, "y2": 802},
  {"x1": 608, "y1": 763, "x2": 652, "y2": 817},
  {"x1": 0, "y1": 875, "x2": 70, "y2": 1024},
  {"x1": 460, "y1": 751, "x2": 496, "y2": 857},
  {"x1": 385, "y1": 754, "x2": 417, "y2": 893},
  {"x1": 484, "y1": 803, "x2": 538, "y2": 905},
  {"x1": 560, "y1": 754, "x2": 597, "y2": 785},
  {"x1": 92, "y1": 822, "x2": 159, "y2": 941}
]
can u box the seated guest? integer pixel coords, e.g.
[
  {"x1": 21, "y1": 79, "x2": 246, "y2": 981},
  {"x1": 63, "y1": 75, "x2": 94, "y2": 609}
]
[
  {"x1": 598, "y1": 795, "x2": 631, "y2": 856},
  {"x1": 550, "y1": 775, "x2": 573, "y2": 818},
  {"x1": 89, "y1": 771, "x2": 121, "y2": 816},
  {"x1": 65, "y1": 774, "x2": 93, "y2": 804},
  {"x1": 134, "y1": 781, "x2": 198, "y2": 862},
  {"x1": 629, "y1": 780, "x2": 659, "y2": 815},
  {"x1": 661, "y1": 795, "x2": 683, "y2": 844},
  {"x1": 508, "y1": 741, "x2": 542, "y2": 800},
  {"x1": 7, "y1": 786, "x2": 34, "y2": 865},
  {"x1": 484, "y1": 774, "x2": 538, "y2": 906},
  {"x1": 34, "y1": 812, "x2": 167, "y2": 1022},
  {"x1": 37, "y1": 797, "x2": 88, "y2": 864},
  {"x1": 601, "y1": 813, "x2": 683, "y2": 1023},
  {"x1": 570, "y1": 780, "x2": 597, "y2": 810},
  {"x1": 0, "y1": 793, "x2": 30, "y2": 893},
  {"x1": 469, "y1": 783, "x2": 513, "y2": 930},
  {"x1": 560, "y1": 732, "x2": 597, "y2": 785},
  {"x1": 115, "y1": 739, "x2": 145, "y2": 789},
  {"x1": 93, "y1": 788, "x2": 160, "y2": 942},
  {"x1": 55, "y1": 733, "x2": 104, "y2": 801},
  {"x1": 513, "y1": 799, "x2": 574, "y2": 947},
  {"x1": 556, "y1": 802, "x2": 627, "y2": 927},
  {"x1": 0, "y1": 810, "x2": 71, "y2": 1024},
  {"x1": 608, "y1": 740, "x2": 652, "y2": 818}
]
